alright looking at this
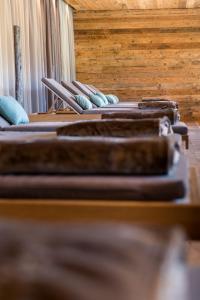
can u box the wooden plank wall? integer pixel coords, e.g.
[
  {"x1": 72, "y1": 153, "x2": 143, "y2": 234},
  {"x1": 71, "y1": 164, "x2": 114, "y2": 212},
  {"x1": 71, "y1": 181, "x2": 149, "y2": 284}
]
[{"x1": 74, "y1": 9, "x2": 200, "y2": 121}]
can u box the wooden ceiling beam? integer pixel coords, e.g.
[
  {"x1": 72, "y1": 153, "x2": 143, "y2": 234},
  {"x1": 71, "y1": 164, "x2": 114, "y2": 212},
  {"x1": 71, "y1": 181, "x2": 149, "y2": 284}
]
[{"x1": 64, "y1": 0, "x2": 200, "y2": 10}]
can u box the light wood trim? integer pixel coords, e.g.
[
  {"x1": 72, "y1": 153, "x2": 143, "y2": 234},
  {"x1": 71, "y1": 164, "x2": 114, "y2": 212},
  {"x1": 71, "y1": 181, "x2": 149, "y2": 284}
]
[
  {"x1": 29, "y1": 113, "x2": 101, "y2": 122},
  {"x1": 65, "y1": 1, "x2": 200, "y2": 10},
  {"x1": 0, "y1": 199, "x2": 199, "y2": 239}
]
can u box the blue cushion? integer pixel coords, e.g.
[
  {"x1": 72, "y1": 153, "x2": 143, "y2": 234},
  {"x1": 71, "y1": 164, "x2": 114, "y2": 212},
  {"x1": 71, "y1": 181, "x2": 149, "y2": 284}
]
[
  {"x1": 96, "y1": 92, "x2": 109, "y2": 105},
  {"x1": 89, "y1": 94, "x2": 105, "y2": 107},
  {"x1": 74, "y1": 95, "x2": 92, "y2": 110},
  {"x1": 0, "y1": 96, "x2": 29, "y2": 125},
  {"x1": 106, "y1": 94, "x2": 119, "y2": 104}
]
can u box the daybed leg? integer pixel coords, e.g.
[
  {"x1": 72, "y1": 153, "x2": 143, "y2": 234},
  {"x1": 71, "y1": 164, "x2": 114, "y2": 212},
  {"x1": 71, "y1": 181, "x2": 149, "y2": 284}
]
[
  {"x1": 182, "y1": 135, "x2": 189, "y2": 149},
  {"x1": 185, "y1": 135, "x2": 189, "y2": 150}
]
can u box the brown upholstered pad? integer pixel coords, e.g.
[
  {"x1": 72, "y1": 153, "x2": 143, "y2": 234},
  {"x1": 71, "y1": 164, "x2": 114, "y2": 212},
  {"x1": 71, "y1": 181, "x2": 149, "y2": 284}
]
[
  {"x1": 0, "y1": 221, "x2": 186, "y2": 300},
  {"x1": 138, "y1": 101, "x2": 178, "y2": 109},
  {"x1": 0, "y1": 136, "x2": 178, "y2": 175},
  {"x1": 62, "y1": 80, "x2": 92, "y2": 97},
  {"x1": 57, "y1": 118, "x2": 171, "y2": 137},
  {"x1": 0, "y1": 154, "x2": 187, "y2": 200},
  {"x1": 102, "y1": 109, "x2": 179, "y2": 125}
]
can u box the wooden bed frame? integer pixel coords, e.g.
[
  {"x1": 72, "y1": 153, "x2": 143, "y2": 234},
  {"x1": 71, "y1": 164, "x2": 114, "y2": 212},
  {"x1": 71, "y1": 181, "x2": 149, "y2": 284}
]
[
  {"x1": 2, "y1": 114, "x2": 191, "y2": 238},
  {"x1": 29, "y1": 113, "x2": 189, "y2": 148},
  {"x1": 0, "y1": 198, "x2": 199, "y2": 239}
]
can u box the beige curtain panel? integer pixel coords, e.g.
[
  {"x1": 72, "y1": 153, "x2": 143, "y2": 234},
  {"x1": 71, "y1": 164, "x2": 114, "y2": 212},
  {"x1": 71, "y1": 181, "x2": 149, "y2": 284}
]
[{"x1": 0, "y1": 0, "x2": 75, "y2": 113}]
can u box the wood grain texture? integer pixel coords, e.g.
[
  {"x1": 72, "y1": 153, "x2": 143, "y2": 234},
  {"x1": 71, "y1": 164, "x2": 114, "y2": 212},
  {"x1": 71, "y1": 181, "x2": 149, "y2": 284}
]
[
  {"x1": 74, "y1": 8, "x2": 200, "y2": 121},
  {"x1": 65, "y1": 0, "x2": 200, "y2": 10},
  {"x1": 0, "y1": 221, "x2": 185, "y2": 300}
]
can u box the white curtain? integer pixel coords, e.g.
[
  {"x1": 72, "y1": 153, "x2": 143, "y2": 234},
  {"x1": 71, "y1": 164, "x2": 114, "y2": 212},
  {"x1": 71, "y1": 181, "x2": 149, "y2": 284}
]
[
  {"x1": 0, "y1": 1, "x2": 15, "y2": 97},
  {"x1": 59, "y1": 0, "x2": 76, "y2": 81},
  {"x1": 0, "y1": 0, "x2": 75, "y2": 113}
]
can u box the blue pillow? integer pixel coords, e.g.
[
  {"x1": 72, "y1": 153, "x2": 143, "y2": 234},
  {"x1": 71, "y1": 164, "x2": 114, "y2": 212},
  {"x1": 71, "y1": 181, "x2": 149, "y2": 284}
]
[
  {"x1": 0, "y1": 96, "x2": 29, "y2": 125},
  {"x1": 106, "y1": 94, "x2": 119, "y2": 104},
  {"x1": 74, "y1": 95, "x2": 92, "y2": 110},
  {"x1": 89, "y1": 94, "x2": 105, "y2": 107},
  {"x1": 96, "y1": 92, "x2": 109, "y2": 105}
]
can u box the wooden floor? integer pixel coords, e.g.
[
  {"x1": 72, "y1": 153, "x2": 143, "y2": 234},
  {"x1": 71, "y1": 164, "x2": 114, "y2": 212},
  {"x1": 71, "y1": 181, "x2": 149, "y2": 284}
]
[
  {"x1": 187, "y1": 123, "x2": 200, "y2": 204},
  {"x1": 185, "y1": 123, "x2": 200, "y2": 265}
]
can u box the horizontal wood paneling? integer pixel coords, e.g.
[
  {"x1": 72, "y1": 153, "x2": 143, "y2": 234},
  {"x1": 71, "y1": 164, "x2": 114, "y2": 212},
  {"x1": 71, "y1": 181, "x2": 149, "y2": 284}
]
[
  {"x1": 74, "y1": 9, "x2": 200, "y2": 121},
  {"x1": 66, "y1": 0, "x2": 200, "y2": 10}
]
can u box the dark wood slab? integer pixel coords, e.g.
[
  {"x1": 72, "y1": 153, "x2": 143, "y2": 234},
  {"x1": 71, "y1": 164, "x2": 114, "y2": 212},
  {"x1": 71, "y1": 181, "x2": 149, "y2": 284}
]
[
  {"x1": 142, "y1": 97, "x2": 178, "y2": 104},
  {"x1": 57, "y1": 118, "x2": 170, "y2": 137},
  {"x1": 138, "y1": 101, "x2": 178, "y2": 109},
  {"x1": 102, "y1": 108, "x2": 179, "y2": 125},
  {"x1": 0, "y1": 136, "x2": 177, "y2": 175},
  {"x1": 0, "y1": 220, "x2": 185, "y2": 300}
]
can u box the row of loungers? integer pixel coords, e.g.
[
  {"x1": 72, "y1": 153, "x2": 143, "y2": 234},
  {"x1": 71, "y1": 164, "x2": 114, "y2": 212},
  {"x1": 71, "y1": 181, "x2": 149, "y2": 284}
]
[
  {"x1": 0, "y1": 83, "x2": 196, "y2": 299},
  {"x1": 41, "y1": 78, "x2": 189, "y2": 148},
  {"x1": 0, "y1": 92, "x2": 188, "y2": 201},
  {"x1": 0, "y1": 80, "x2": 188, "y2": 201},
  {"x1": 0, "y1": 79, "x2": 189, "y2": 149}
]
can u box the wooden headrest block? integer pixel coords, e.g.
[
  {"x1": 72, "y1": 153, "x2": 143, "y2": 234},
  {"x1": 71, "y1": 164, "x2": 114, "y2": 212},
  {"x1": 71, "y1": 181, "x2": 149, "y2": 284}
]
[
  {"x1": 0, "y1": 136, "x2": 177, "y2": 175},
  {"x1": 57, "y1": 119, "x2": 166, "y2": 137},
  {"x1": 0, "y1": 221, "x2": 185, "y2": 300},
  {"x1": 142, "y1": 97, "x2": 178, "y2": 104},
  {"x1": 138, "y1": 101, "x2": 177, "y2": 109},
  {"x1": 102, "y1": 108, "x2": 178, "y2": 125}
]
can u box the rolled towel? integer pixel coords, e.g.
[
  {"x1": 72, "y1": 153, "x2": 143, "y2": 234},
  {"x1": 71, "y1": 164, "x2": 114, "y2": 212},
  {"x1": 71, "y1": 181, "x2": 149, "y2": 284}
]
[
  {"x1": 102, "y1": 108, "x2": 179, "y2": 125},
  {"x1": 138, "y1": 101, "x2": 177, "y2": 110},
  {"x1": 0, "y1": 220, "x2": 185, "y2": 300},
  {"x1": 57, "y1": 118, "x2": 170, "y2": 137},
  {"x1": 0, "y1": 136, "x2": 179, "y2": 175}
]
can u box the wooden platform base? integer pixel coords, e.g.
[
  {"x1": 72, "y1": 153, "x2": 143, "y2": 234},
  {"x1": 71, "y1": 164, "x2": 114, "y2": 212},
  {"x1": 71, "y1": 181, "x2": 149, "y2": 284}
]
[
  {"x1": 29, "y1": 112, "x2": 101, "y2": 122},
  {"x1": 0, "y1": 199, "x2": 199, "y2": 239},
  {"x1": 0, "y1": 123, "x2": 199, "y2": 239}
]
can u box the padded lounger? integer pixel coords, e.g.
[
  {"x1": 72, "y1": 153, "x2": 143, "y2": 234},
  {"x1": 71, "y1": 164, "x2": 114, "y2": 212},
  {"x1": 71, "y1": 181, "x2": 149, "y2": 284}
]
[
  {"x1": 64, "y1": 80, "x2": 177, "y2": 109},
  {"x1": 0, "y1": 154, "x2": 187, "y2": 201},
  {"x1": 101, "y1": 110, "x2": 179, "y2": 125},
  {"x1": 42, "y1": 78, "x2": 189, "y2": 147},
  {"x1": 0, "y1": 136, "x2": 187, "y2": 201},
  {"x1": 63, "y1": 80, "x2": 138, "y2": 108},
  {"x1": 42, "y1": 78, "x2": 177, "y2": 114},
  {"x1": 56, "y1": 118, "x2": 171, "y2": 137},
  {"x1": 102, "y1": 112, "x2": 189, "y2": 149}
]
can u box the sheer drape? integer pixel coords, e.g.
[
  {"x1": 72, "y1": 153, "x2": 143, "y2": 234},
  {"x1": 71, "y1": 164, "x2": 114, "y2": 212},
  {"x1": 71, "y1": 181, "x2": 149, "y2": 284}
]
[
  {"x1": 0, "y1": 0, "x2": 75, "y2": 113},
  {"x1": 59, "y1": 0, "x2": 76, "y2": 81},
  {"x1": 0, "y1": 1, "x2": 15, "y2": 96}
]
